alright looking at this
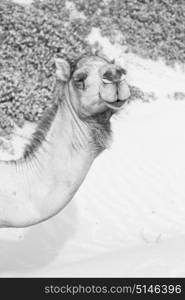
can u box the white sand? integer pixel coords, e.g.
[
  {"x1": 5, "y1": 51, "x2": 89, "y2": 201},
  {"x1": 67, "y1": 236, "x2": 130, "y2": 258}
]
[{"x1": 0, "y1": 1, "x2": 185, "y2": 277}]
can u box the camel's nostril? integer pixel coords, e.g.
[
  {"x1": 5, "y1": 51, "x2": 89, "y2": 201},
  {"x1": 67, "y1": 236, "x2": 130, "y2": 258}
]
[
  {"x1": 103, "y1": 68, "x2": 125, "y2": 83},
  {"x1": 103, "y1": 70, "x2": 114, "y2": 82}
]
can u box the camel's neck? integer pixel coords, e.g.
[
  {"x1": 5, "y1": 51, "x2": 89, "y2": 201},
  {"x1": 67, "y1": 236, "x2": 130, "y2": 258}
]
[
  {"x1": 22, "y1": 84, "x2": 93, "y2": 161},
  {"x1": 0, "y1": 93, "x2": 95, "y2": 227},
  {"x1": 38, "y1": 97, "x2": 95, "y2": 165}
]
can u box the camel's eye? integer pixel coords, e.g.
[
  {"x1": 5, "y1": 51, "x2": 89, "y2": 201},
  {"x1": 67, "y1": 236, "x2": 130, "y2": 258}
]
[{"x1": 73, "y1": 72, "x2": 87, "y2": 90}]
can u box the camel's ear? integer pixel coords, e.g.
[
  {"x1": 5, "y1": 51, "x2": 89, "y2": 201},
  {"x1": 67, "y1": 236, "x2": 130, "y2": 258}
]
[{"x1": 55, "y1": 58, "x2": 71, "y2": 82}]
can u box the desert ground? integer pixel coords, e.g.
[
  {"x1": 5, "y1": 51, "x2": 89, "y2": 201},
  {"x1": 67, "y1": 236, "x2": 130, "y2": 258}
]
[{"x1": 0, "y1": 0, "x2": 185, "y2": 277}]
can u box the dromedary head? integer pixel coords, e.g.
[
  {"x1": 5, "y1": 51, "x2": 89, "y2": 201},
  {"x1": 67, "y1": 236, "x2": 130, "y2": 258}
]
[
  {"x1": 0, "y1": 55, "x2": 130, "y2": 228},
  {"x1": 56, "y1": 55, "x2": 130, "y2": 117},
  {"x1": 52, "y1": 54, "x2": 130, "y2": 154}
]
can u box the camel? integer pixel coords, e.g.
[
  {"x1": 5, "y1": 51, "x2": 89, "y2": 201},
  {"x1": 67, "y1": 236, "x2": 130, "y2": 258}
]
[{"x1": 0, "y1": 55, "x2": 130, "y2": 228}]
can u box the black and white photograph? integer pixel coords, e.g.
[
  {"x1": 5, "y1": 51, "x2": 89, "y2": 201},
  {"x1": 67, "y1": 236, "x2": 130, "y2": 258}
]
[{"x1": 0, "y1": 0, "x2": 185, "y2": 289}]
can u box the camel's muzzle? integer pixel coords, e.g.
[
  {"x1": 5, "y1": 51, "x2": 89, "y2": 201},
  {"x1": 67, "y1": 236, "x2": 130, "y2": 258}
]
[
  {"x1": 100, "y1": 77, "x2": 130, "y2": 110},
  {"x1": 100, "y1": 64, "x2": 130, "y2": 110}
]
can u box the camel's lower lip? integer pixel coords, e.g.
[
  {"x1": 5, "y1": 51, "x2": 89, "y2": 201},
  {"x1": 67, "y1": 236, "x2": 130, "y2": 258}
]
[
  {"x1": 103, "y1": 99, "x2": 126, "y2": 110},
  {"x1": 99, "y1": 93, "x2": 126, "y2": 110}
]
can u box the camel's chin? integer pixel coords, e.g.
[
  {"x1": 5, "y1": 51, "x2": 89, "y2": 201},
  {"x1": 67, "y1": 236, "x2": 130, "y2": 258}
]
[{"x1": 99, "y1": 93, "x2": 127, "y2": 111}]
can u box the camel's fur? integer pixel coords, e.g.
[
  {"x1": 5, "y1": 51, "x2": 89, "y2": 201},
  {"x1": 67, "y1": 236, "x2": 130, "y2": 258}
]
[{"x1": 0, "y1": 55, "x2": 130, "y2": 227}]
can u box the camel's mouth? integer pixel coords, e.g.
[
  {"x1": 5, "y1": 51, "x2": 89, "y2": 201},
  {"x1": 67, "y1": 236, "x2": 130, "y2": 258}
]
[
  {"x1": 103, "y1": 99, "x2": 126, "y2": 110},
  {"x1": 99, "y1": 93, "x2": 126, "y2": 111}
]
